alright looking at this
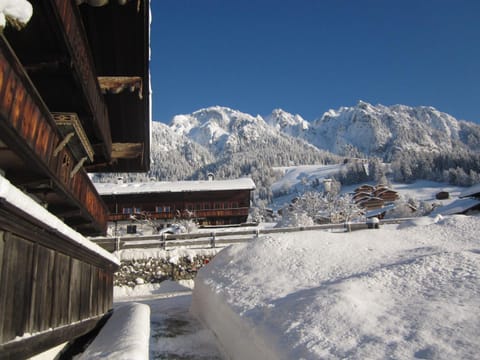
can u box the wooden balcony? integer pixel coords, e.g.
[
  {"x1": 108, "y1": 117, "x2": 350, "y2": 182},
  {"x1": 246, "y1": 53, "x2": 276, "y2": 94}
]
[
  {"x1": 0, "y1": 35, "x2": 107, "y2": 234},
  {"x1": 4, "y1": 0, "x2": 112, "y2": 163},
  {"x1": 109, "y1": 208, "x2": 250, "y2": 222}
]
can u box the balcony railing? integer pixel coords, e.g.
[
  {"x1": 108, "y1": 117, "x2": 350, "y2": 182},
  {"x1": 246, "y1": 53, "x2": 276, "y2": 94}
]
[{"x1": 109, "y1": 207, "x2": 250, "y2": 222}]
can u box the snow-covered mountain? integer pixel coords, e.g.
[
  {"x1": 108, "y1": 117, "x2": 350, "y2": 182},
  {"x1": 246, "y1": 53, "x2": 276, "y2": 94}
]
[
  {"x1": 115, "y1": 122, "x2": 215, "y2": 181},
  {"x1": 93, "y1": 102, "x2": 480, "y2": 195},
  {"x1": 168, "y1": 102, "x2": 480, "y2": 162},
  {"x1": 264, "y1": 108, "x2": 310, "y2": 138},
  {"x1": 303, "y1": 101, "x2": 480, "y2": 160},
  {"x1": 168, "y1": 106, "x2": 336, "y2": 171}
]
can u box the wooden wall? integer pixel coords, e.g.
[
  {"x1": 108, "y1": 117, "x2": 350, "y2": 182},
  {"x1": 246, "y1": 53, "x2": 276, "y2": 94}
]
[
  {"x1": 0, "y1": 203, "x2": 116, "y2": 359},
  {"x1": 103, "y1": 189, "x2": 252, "y2": 225}
]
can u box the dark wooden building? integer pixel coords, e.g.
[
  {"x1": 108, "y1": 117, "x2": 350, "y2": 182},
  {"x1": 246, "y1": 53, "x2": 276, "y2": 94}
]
[
  {"x1": 96, "y1": 178, "x2": 256, "y2": 231},
  {"x1": 0, "y1": 1, "x2": 150, "y2": 358}
]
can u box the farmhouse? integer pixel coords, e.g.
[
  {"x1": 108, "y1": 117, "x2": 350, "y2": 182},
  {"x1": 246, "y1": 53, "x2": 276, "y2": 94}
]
[
  {"x1": 0, "y1": 1, "x2": 150, "y2": 358},
  {"x1": 96, "y1": 178, "x2": 256, "y2": 233}
]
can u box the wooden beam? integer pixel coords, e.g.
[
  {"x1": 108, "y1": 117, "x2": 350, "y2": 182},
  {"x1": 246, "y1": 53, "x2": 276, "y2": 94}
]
[
  {"x1": 111, "y1": 142, "x2": 144, "y2": 159},
  {"x1": 98, "y1": 76, "x2": 143, "y2": 99},
  {"x1": 52, "y1": 112, "x2": 95, "y2": 162},
  {"x1": 52, "y1": 0, "x2": 112, "y2": 161},
  {"x1": 0, "y1": 311, "x2": 109, "y2": 360}
]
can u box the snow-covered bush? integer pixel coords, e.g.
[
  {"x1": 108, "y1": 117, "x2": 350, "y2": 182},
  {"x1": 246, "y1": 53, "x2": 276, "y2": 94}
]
[{"x1": 276, "y1": 208, "x2": 314, "y2": 228}]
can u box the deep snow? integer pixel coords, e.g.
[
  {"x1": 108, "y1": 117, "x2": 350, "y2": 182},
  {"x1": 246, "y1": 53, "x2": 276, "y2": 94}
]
[{"x1": 191, "y1": 214, "x2": 480, "y2": 359}]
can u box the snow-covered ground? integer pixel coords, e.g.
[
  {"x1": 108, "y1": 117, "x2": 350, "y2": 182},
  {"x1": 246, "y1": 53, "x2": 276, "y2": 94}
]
[
  {"x1": 115, "y1": 281, "x2": 222, "y2": 359},
  {"x1": 191, "y1": 214, "x2": 480, "y2": 359},
  {"x1": 270, "y1": 164, "x2": 466, "y2": 211}
]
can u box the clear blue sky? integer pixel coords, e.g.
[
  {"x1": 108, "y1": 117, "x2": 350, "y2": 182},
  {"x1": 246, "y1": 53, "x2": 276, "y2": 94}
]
[{"x1": 150, "y1": 0, "x2": 480, "y2": 123}]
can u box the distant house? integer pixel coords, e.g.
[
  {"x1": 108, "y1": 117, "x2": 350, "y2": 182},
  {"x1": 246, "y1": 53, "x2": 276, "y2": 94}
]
[
  {"x1": 432, "y1": 183, "x2": 480, "y2": 216},
  {"x1": 354, "y1": 184, "x2": 375, "y2": 193},
  {"x1": 436, "y1": 191, "x2": 450, "y2": 200},
  {"x1": 376, "y1": 189, "x2": 399, "y2": 202},
  {"x1": 357, "y1": 197, "x2": 385, "y2": 210},
  {"x1": 353, "y1": 184, "x2": 399, "y2": 218},
  {"x1": 96, "y1": 178, "x2": 256, "y2": 232}
]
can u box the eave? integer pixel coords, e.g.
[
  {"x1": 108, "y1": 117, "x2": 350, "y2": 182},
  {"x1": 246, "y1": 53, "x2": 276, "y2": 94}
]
[{"x1": 0, "y1": 35, "x2": 107, "y2": 235}]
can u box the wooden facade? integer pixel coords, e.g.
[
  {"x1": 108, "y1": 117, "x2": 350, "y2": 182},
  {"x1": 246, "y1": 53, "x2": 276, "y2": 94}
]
[
  {"x1": 0, "y1": 0, "x2": 150, "y2": 357},
  {"x1": 97, "y1": 180, "x2": 256, "y2": 229}
]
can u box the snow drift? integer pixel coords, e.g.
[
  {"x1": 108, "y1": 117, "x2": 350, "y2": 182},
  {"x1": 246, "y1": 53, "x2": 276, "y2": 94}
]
[{"x1": 191, "y1": 215, "x2": 480, "y2": 359}]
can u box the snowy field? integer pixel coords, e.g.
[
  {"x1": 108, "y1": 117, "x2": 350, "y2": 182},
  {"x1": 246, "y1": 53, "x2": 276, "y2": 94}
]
[
  {"x1": 270, "y1": 164, "x2": 466, "y2": 211},
  {"x1": 191, "y1": 214, "x2": 480, "y2": 360}
]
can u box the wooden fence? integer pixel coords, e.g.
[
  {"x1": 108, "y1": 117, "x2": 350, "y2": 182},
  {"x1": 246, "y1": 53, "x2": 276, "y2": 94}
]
[{"x1": 90, "y1": 220, "x2": 402, "y2": 252}]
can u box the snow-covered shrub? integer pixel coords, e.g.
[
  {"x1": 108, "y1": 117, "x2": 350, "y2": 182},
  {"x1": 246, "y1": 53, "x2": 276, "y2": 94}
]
[{"x1": 276, "y1": 208, "x2": 314, "y2": 228}]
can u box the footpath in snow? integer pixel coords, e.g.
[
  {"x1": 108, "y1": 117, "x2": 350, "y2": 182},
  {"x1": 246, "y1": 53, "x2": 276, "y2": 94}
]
[
  {"x1": 114, "y1": 281, "x2": 222, "y2": 359},
  {"x1": 191, "y1": 214, "x2": 480, "y2": 360}
]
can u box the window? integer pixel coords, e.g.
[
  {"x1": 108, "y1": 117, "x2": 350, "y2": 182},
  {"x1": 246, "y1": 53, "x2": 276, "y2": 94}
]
[
  {"x1": 134, "y1": 207, "x2": 141, "y2": 214},
  {"x1": 122, "y1": 207, "x2": 133, "y2": 214},
  {"x1": 156, "y1": 205, "x2": 171, "y2": 213}
]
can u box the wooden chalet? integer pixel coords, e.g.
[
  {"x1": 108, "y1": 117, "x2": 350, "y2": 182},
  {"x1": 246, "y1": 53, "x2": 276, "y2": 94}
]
[
  {"x1": 353, "y1": 183, "x2": 399, "y2": 214},
  {"x1": 375, "y1": 189, "x2": 399, "y2": 202},
  {"x1": 357, "y1": 196, "x2": 385, "y2": 211},
  {"x1": 96, "y1": 178, "x2": 256, "y2": 231},
  {"x1": 354, "y1": 184, "x2": 375, "y2": 193},
  {"x1": 0, "y1": 1, "x2": 150, "y2": 358}
]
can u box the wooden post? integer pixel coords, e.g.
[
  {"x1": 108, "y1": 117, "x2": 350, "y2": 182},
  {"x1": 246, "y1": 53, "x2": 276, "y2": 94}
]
[{"x1": 210, "y1": 232, "x2": 216, "y2": 248}]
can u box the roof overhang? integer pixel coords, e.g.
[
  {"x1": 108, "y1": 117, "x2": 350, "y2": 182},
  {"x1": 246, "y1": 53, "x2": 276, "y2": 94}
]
[{"x1": 4, "y1": 0, "x2": 151, "y2": 172}]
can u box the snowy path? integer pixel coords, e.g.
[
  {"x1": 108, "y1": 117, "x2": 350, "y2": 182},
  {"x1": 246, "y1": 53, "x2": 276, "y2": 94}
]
[{"x1": 114, "y1": 282, "x2": 223, "y2": 359}]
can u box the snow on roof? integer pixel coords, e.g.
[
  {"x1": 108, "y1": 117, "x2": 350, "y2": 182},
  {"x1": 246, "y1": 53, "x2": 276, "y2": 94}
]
[
  {"x1": 459, "y1": 183, "x2": 480, "y2": 198},
  {"x1": 0, "y1": 0, "x2": 32, "y2": 29},
  {"x1": 0, "y1": 174, "x2": 119, "y2": 265},
  {"x1": 365, "y1": 203, "x2": 395, "y2": 218},
  {"x1": 431, "y1": 197, "x2": 480, "y2": 216},
  {"x1": 95, "y1": 178, "x2": 256, "y2": 196}
]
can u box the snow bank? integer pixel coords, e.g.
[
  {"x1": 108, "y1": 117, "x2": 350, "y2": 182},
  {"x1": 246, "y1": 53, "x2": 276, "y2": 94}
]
[
  {"x1": 191, "y1": 215, "x2": 480, "y2": 359},
  {"x1": 78, "y1": 303, "x2": 150, "y2": 360}
]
